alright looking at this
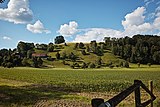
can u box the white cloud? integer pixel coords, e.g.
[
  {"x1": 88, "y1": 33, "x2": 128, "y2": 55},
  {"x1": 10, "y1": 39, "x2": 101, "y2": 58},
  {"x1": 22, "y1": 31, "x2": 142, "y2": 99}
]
[
  {"x1": 153, "y1": 17, "x2": 160, "y2": 30},
  {"x1": 58, "y1": 6, "x2": 160, "y2": 43},
  {"x1": 122, "y1": 7, "x2": 146, "y2": 29},
  {"x1": 144, "y1": 0, "x2": 154, "y2": 6},
  {"x1": 3, "y1": 36, "x2": 11, "y2": 40},
  {"x1": 27, "y1": 20, "x2": 51, "y2": 34},
  {"x1": 58, "y1": 21, "x2": 78, "y2": 37},
  {"x1": 74, "y1": 28, "x2": 122, "y2": 42},
  {"x1": 0, "y1": 0, "x2": 33, "y2": 24}
]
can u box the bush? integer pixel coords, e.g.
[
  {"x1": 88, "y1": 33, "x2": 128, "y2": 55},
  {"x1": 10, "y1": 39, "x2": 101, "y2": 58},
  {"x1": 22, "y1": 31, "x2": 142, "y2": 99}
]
[
  {"x1": 22, "y1": 57, "x2": 30, "y2": 66},
  {"x1": 71, "y1": 62, "x2": 80, "y2": 69},
  {"x1": 147, "y1": 63, "x2": 151, "y2": 67},
  {"x1": 109, "y1": 65, "x2": 114, "y2": 69},
  {"x1": 82, "y1": 62, "x2": 88, "y2": 69},
  {"x1": 81, "y1": 50, "x2": 86, "y2": 55},
  {"x1": 79, "y1": 42, "x2": 85, "y2": 49},
  {"x1": 61, "y1": 52, "x2": 67, "y2": 59},
  {"x1": 119, "y1": 61, "x2": 123, "y2": 67},
  {"x1": 47, "y1": 57, "x2": 54, "y2": 61},
  {"x1": 69, "y1": 52, "x2": 77, "y2": 61},
  {"x1": 89, "y1": 63, "x2": 96, "y2": 68},
  {"x1": 56, "y1": 52, "x2": 60, "y2": 60},
  {"x1": 124, "y1": 61, "x2": 129, "y2": 68},
  {"x1": 96, "y1": 65, "x2": 101, "y2": 68},
  {"x1": 6, "y1": 62, "x2": 14, "y2": 68},
  {"x1": 74, "y1": 43, "x2": 79, "y2": 50},
  {"x1": 137, "y1": 63, "x2": 140, "y2": 67}
]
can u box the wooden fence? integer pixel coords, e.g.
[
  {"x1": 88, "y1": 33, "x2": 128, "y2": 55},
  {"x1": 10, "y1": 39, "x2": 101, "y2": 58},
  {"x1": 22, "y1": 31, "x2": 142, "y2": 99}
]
[{"x1": 91, "y1": 80, "x2": 156, "y2": 107}]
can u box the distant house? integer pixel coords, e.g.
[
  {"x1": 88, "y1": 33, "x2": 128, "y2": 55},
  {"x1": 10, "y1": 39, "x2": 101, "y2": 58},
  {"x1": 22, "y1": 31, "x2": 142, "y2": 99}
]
[{"x1": 32, "y1": 53, "x2": 48, "y2": 58}]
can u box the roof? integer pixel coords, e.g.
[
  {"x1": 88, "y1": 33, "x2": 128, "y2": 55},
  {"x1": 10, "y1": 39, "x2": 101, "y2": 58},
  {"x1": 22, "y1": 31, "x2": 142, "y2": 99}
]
[{"x1": 32, "y1": 53, "x2": 47, "y2": 57}]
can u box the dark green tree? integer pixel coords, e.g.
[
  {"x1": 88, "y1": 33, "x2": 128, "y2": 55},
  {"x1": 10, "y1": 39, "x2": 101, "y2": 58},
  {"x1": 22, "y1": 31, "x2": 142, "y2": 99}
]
[{"x1": 54, "y1": 35, "x2": 65, "y2": 44}]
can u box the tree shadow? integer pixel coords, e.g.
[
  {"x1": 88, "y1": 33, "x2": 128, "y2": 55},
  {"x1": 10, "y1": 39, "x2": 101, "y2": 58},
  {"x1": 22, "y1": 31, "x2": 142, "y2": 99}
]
[{"x1": 0, "y1": 84, "x2": 79, "y2": 106}]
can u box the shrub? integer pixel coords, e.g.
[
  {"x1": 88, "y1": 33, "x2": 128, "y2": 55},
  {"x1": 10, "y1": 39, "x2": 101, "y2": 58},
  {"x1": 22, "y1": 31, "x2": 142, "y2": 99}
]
[
  {"x1": 82, "y1": 62, "x2": 88, "y2": 68},
  {"x1": 119, "y1": 61, "x2": 123, "y2": 67},
  {"x1": 109, "y1": 65, "x2": 114, "y2": 69},
  {"x1": 81, "y1": 50, "x2": 86, "y2": 55},
  {"x1": 56, "y1": 52, "x2": 60, "y2": 60},
  {"x1": 147, "y1": 63, "x2": 151, "y2": 67},
  {"x1": 124, "y1": 61, "x2": 129, "y2": 68},
  {"x1": 79, "y1": 42, "x2": 85, "y2": 49},
  {"x1": 89, "y1": 63, "x2": 96, "y2": 68},
  {"x1": 71, "y1": 62, "x2": 80, "y2": 69},
  {"x1": 22, "y1": 57, "x2": 30, "y2": 66},
  {"x1": 137, "y1": 63, "x2": 140, "y2": 67},
  {"x1": 6, "y1": 62, "x2": 14, "y2": 68}
]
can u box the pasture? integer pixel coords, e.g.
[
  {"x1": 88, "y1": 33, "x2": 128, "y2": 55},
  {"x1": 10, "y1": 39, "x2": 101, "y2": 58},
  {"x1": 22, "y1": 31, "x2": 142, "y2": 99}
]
[{"x1": 0, "y1": 67, "x2": 160, "y2": 106}]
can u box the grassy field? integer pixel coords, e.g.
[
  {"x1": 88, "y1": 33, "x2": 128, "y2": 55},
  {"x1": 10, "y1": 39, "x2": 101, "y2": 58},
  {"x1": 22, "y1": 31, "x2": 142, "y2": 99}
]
[{"x1": 0, "y1": 67, "x2": 160, "y2": 106}]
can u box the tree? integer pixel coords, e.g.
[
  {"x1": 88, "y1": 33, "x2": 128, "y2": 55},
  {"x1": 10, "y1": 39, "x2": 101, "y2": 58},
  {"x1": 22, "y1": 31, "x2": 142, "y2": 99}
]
[
  {"x1": 54, "y1": 35, "x2": 65, "y2": 44},
  {"x1": 61, "y1": 52, "x2": 67, "y2": 59},
  {"x1": 56, "y1": 52, "x2": 60, "y2": 60},
  {"x1": 47, "y1": 43, "x2": 54, "y2": 52},
  {"x1": 90, "y1": 40, "x2": 97, "y2": 53},
  {"x1": 147, "y1": 63, "x2": 151, "y2": 67},
  {"x1": 81, "y1": 50, "x2": 86, "y2": 55},
  {"x1": 96, "y1": 57, "x2": 102, "y2": 65},
  {"x1": 27, "y1": 50, "x2": 33, "y2": 58},
  {"x1": 74, "y1": 43, "x2": 79, "y2": 50},
  {"x1": 22, "y1": 57, "x2": 30, "y2": 66},
  {"x1": 137, "y1": 63, "x2": 140, "y2": 67},
  {"x1": 0, "y1": 0, "x2": 5, "y2": 3},
  {"x1": 89, "y1": 63, "x2": 96, "y2": 68},
  {"x1": 82, "y1": 62, "x2": 87, "y2": 68},
  {"x1": 69, "y1": 52, "x2": 77, "y2": 61},
  {"x1": 124, "y1": 61, "x2": 129, "y2": 68},
  {"x1": 17, "y1": 41, "x2": 34, "y2": 57},
  {"x1": 79, "y1": 42, "x2": 85, "y2": 49},
  {"x1": 31, "y1": 57, "x2": 38, "y2": 68},
  {"x1": 37, "y1": 57, "x2": 43, "y2": 67}
]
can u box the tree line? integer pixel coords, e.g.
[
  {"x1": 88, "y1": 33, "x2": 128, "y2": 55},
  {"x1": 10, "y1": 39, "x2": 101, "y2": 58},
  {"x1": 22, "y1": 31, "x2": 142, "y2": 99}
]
[{"x1": 107, "y1": 34, "x2": 160, "y2": 64}]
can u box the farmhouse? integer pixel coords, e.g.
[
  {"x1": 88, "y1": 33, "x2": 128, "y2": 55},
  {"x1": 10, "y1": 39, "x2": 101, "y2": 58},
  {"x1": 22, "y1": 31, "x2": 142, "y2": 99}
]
[{"x1": 32, "y1": 53, "x2": 48, "y2": 58}]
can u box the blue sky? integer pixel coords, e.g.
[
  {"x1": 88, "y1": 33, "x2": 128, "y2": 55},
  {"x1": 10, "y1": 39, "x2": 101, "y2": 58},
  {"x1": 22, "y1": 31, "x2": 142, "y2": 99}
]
[{"x1": 0, "y1": 0, "x2": 160, "y2": 49}]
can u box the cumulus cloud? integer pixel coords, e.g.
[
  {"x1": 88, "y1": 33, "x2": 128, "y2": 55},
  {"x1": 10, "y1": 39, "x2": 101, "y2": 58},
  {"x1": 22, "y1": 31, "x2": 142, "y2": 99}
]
[
  {"x1": 27, "y1": 20, "x2": 51, "y2": 34},
  {"x1": 122, "y1": 7, "x2": 146, "y2": 29},
  {"x1": 3, "y1": 36, "x2": 11, "y2": 40},
  {"x1": 58, "y1": 5, "x2": 160, "y2": 43},
  {"x1": 58, "y1": 21, "x2": 78, "y2": 37},
  {"x1": 0, "y1": 0, "x2": 33, "y2": 24},
  {"x1": 74, "y1": 28, "x2": 122, "y2": 42}
]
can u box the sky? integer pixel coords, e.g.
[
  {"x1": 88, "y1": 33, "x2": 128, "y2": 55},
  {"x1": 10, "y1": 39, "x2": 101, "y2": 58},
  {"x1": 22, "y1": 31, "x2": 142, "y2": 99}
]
[{"x1": 0, "y1": 0, "x2": 160, "y2": 49}]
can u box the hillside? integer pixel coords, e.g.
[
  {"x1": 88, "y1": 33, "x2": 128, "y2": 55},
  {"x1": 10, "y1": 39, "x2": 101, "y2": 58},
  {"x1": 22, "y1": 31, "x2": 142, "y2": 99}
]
[
  {"x1": 1, "y1": 35, "x2": 160, "y2": 68},
  {"x1": 34, "y1": 42, "x2": 125, "y2": 68}
]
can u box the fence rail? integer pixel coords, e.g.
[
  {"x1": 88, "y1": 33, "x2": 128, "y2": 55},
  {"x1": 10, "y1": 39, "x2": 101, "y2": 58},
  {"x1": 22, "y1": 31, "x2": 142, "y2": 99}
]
[{"x1": 91, "y1": 80, "x2": 156, "y2": 107}]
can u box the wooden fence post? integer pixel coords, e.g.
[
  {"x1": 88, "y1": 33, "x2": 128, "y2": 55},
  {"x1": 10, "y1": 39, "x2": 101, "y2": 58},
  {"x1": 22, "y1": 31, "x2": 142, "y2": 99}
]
[
  {"x1": 134, "y1": 80, "x2": 141, "y2": 107},
  {"x1": 149, "y1": 80, "x2": 153, "y2": 107}
]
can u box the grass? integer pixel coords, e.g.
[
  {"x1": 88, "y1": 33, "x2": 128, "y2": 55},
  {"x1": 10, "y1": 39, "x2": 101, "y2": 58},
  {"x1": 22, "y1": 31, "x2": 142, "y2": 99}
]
[{"x1": 0, "y1": 67, "x2": 160, "y2": 106}]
